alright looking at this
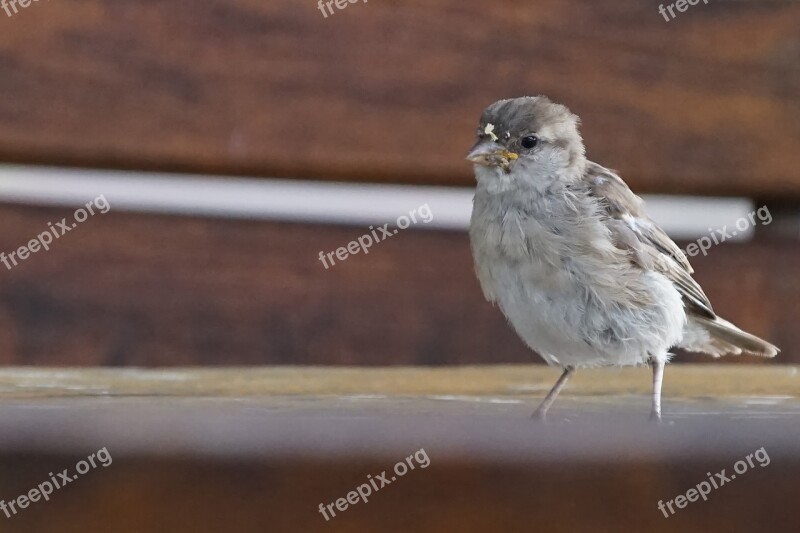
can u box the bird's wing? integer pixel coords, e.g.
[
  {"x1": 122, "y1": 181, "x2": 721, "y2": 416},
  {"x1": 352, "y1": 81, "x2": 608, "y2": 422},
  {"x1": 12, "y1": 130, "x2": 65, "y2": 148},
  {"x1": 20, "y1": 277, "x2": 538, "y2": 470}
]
[{"x1": 583, "y1": 162, "x2": 715, "y2": 319}]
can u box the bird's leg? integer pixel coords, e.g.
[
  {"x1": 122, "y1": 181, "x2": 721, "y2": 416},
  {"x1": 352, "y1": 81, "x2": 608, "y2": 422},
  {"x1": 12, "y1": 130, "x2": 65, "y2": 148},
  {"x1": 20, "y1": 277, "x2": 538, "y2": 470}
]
[
  {"x1": 649, "y1": 357, "x2": 665, "y2": 422},
  {"x1": 532, "y1": 366, "x2": 575, "y2": 421}
]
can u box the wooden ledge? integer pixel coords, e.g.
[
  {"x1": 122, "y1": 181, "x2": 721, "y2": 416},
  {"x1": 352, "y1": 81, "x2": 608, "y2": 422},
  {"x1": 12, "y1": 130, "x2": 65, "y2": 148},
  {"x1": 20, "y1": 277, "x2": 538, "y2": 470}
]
[
  {"x1": 0, "y1": 365, "x2": 797, "y2": 461},
  {"x1": 0, "y1": 366, "x2": 797, "y2": 532},
  {"x1": 0, "y1": 364, "x2": 797, "y2": 398}
]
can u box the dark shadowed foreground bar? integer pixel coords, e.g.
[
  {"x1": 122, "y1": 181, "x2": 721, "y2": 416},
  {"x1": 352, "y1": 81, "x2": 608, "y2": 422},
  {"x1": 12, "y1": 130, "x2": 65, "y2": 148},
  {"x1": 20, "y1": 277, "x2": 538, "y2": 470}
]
[{"x1": 0, "y1": 366, "x2": 796, "y2": 533}]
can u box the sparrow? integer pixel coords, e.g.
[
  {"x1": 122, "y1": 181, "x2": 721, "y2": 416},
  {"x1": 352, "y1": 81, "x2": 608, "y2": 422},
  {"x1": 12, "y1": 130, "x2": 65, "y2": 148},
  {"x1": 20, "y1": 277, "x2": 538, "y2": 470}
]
[{"x1": 466, "y1": 96, "x2": 779, "y2": 421}]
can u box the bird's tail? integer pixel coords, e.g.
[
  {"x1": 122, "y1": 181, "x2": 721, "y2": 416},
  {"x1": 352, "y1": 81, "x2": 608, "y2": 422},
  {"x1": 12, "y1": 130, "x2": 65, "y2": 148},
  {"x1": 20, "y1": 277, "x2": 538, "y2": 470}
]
[{"x1": 679, "y1": 316, "x2": 779, "y2": 358}]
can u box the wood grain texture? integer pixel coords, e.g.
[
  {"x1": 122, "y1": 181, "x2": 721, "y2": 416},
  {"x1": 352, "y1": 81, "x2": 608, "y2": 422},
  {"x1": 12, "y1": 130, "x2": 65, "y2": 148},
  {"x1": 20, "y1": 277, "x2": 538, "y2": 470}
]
[
  {"x1": 2, "y1": 365, "x2": 799, "y2": 399},
  {"x1": 0, "y1": 1, "x2": 798, "y2": 196},
  {"x1": 0, "y1": 204, "x2": 795, "y2": 367},
  {"x1": 0, "y1": 366, "x2": 798, "y2": 533}
]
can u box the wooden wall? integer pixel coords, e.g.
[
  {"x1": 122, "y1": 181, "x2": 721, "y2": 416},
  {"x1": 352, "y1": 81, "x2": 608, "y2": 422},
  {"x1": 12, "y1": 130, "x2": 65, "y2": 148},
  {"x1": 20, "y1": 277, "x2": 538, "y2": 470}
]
[
  {"x1": 0, "y1": 0, "x2": 798, "y2": 366},
  {"x1": 0, "y1": 0, "x2": 797, "y2": 196},
  {"x1": 0, "y1": 2, "x2": 798, "y2": 530},
  {"x1": 0, "y1": 203, "x2": 794, "y2": 366}
]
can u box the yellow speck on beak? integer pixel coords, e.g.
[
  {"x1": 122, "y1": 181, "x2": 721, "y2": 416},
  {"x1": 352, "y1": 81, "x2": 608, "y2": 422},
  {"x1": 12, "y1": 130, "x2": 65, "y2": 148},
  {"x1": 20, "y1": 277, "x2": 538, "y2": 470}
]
[{"x1": 503, "y1": 151, "x2": 518, "y2": 160}]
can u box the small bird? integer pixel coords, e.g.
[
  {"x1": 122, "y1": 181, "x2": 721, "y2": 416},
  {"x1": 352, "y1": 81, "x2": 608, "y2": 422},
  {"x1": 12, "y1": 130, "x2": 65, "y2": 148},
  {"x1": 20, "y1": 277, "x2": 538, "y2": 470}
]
[{"x1": 467, "y1": 96, "x2": 778, "y2": 421}]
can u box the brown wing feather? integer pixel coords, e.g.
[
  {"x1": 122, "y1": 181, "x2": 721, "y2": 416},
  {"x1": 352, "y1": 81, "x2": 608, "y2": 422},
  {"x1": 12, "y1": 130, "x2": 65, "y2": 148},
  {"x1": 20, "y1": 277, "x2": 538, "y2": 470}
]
[{"x1": 583, "y1": 162, "x2": 715, "y2": 320}]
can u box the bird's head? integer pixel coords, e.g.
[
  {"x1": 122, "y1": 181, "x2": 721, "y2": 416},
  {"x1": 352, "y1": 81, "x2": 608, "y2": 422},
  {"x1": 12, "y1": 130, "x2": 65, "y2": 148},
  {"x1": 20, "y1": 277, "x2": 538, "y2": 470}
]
[{"x1": 467, "y1": 96, "x2": 586, "y2": 189}]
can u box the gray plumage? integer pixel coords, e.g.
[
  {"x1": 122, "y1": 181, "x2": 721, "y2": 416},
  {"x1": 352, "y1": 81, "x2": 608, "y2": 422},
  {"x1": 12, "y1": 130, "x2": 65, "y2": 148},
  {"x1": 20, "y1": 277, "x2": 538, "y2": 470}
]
[{"x1": 466, "y1": 96, "x2": 778, "y2": 420}]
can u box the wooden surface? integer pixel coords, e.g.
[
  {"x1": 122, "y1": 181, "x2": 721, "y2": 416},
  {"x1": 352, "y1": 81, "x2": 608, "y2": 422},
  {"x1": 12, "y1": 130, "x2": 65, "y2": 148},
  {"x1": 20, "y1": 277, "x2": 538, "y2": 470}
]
[
  {"x1": 0, "y1": 1, "x2": 798, "y2": 196},
  {"x1": 2, "y1": 364, "x2": 799, "y2": 401},
  {"x1": 0, "y1": 365, "x2": 797, "y2": 533},
  {"x1": 0, "y1": 204, "x2": 795, "y2": 367}
]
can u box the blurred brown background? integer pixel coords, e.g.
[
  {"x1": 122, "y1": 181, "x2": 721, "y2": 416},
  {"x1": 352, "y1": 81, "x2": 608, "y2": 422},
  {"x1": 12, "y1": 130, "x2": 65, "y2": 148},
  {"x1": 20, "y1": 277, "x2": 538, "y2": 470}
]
[
  {"x1": 0, "y1": 1, "x2": 799, "y2": 532},
  {"x1": 0, "y1": 0, "x2": 798, "y2": 367}
]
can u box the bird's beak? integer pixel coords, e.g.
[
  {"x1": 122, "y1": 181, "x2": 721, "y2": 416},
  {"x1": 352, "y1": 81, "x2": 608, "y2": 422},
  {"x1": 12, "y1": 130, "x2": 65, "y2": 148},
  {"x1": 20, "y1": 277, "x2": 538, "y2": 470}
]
[{"x1": 466, "y1": 140, "x2": 518, "y2": 168}]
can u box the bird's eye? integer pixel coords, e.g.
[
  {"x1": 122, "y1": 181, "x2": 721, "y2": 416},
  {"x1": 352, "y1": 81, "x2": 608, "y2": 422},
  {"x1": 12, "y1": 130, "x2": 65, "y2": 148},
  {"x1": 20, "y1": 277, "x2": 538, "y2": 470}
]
[{"x1": 521, "y1": 136, "x2": 539, "y2": 149}]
